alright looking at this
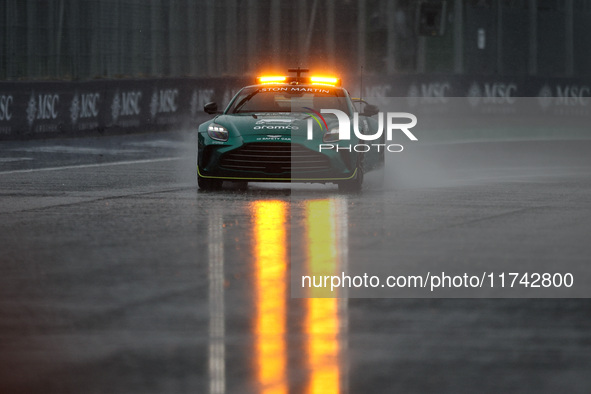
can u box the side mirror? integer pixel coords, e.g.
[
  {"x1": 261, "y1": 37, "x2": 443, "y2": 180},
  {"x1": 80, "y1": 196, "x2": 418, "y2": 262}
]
[
  {"x1": 204, "y1": 102, "x2": 219, "y2": 114},
  {"x1": 361, "y1": 104, "x2": 379, "y2": 117}
]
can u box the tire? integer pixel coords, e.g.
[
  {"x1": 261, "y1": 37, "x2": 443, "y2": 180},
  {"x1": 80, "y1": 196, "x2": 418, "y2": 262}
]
[
  {"x1": 338, "y1": 154, "x2": 364, "y2": 193},
  {"x1": 198, "y1": 173, "x2": 223, "y2": 191}
]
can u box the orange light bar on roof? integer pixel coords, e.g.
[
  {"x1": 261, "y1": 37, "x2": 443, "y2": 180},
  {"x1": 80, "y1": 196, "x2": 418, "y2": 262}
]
[
  {"x1": 257, "y1": 76, "x2": 287, "y2": 84},
  {"x1": 310, "y1": 76, "x2": 339, "y2": 86}
]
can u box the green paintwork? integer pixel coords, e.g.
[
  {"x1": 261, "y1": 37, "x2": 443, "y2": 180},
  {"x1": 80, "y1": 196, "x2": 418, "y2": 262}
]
[{"x1": 197, "y1": 84, "x2": 383, "y2": 184}]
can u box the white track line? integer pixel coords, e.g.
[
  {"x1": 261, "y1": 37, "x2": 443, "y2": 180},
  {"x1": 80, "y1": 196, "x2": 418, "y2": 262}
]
[{"x1": 0, "y1": 157, "x2": 184, "y2": 175}]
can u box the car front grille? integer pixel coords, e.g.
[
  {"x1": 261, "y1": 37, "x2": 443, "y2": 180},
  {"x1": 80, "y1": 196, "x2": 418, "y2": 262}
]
[{"x1": 219, "y1": 143, "x2": 331, "y2": 173}]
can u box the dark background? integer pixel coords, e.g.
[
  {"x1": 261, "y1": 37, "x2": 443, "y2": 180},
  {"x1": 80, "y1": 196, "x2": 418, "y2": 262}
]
[
  {"x1": 2, "y1": 0, "x2": 591, "y2": 80},
  {"x1": 1, "y1": 2, "x2": 591, "y2": 394}
]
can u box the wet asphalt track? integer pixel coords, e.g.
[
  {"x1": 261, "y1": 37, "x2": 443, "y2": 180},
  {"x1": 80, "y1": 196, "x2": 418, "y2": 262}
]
[{"x1": 1, "y1": 131, "x2": 591, "y2": 393}]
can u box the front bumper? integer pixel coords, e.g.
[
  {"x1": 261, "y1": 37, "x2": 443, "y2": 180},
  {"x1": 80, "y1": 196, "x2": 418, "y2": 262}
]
[{"x1": 198, "y1": 141, "x2": 357, "y2": 182}]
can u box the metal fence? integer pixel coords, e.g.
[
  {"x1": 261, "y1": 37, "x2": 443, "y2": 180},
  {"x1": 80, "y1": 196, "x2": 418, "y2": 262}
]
[
  {"x1": 1, "y1": 0, "x2": 202, "y2": 80},
  {"x1": 1, "y1": 0, "x2": 591, "y2": 81}
]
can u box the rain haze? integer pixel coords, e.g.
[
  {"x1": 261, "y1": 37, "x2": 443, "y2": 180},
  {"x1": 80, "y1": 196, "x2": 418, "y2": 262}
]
[{"x1": 1, "y1": 1, "x2": 591, "y2": 393}]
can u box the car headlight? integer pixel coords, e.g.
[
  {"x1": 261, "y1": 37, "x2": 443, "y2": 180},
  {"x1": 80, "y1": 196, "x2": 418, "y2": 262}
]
[
  {"x1": 323, "y1": 128, "x2": 340, "y2": 143},
  {"x1": 207, "y1": 123, "x2": 229, "y2": 141}
]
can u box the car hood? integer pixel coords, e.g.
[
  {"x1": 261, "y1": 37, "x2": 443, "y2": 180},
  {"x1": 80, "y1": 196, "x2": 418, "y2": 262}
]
[{"x1": 213, "y1": 112, "x2": 338, "y2": 139}]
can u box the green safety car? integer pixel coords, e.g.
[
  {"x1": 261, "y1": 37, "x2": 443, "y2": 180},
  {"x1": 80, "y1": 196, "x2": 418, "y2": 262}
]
[{"x1": 197, "y1": 69, "x2": 383, "y2": 191}]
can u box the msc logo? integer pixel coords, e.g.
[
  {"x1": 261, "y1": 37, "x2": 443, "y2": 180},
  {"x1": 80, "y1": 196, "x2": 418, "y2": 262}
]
[
  {"x1": 150, "y1": 89, "x2": 179, "y2": 117},
  {"x1": 468, "y1": 82, "x2": 517, "y2": 106},
  {"x1": 71, "y1": 92, "x2": 100, "y2": 124},
  {"x1": 27, "y1": 92, "x2": 60, "y2": 126},
  {"x1": 0, "y1": 95, "x2": 13, "y2": 121},
  {"x1": 407, "y1": 82, "x2": 450, "y2": 106},
  {"x1": 112, "y1": 90, "x2": 142, "y2": 122},
  {"x1": 538, "y1": 84, "x2": 590, "y2": 108}
]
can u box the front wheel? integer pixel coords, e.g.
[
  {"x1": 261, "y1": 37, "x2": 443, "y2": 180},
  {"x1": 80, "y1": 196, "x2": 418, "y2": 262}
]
[{"x1": 338, "y1": 155, "x2": 364, "y2": 193}]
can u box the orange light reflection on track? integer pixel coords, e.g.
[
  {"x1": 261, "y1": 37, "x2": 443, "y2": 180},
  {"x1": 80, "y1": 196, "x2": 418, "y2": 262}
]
[
  {"x1": 253, "y1": 201, "x2": 288, "y2": 394},
  {"x1": 305, "y1": 200, "x2": 340, "y2": 394}
]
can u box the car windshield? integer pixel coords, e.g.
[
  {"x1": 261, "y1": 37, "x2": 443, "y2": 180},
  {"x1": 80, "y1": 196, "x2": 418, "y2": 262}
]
[{"x1": 226, "y1": 85, "x2": 351, "y2": 115}]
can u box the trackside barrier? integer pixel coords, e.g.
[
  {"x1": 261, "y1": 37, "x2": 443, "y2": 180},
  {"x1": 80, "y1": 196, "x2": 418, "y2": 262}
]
[
  {"x1": 0, "y1": 75, "x2": 588, "y2": 140},
  {"x1": 0, "y1": 77, "x2": 248, "y2": 140},
  {"x1": 353, "y1": 75, "x2": 591, "y2": 119}
]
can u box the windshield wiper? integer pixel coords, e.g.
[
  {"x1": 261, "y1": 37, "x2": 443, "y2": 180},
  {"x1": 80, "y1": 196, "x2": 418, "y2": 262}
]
[{"x1": 233, "y1": 89, "x2": 260, "y2": 113}]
